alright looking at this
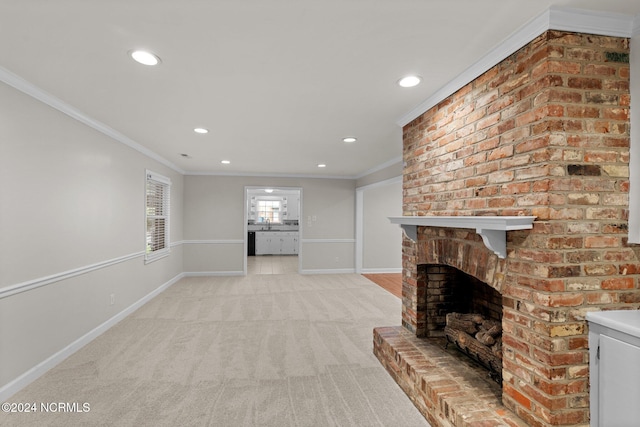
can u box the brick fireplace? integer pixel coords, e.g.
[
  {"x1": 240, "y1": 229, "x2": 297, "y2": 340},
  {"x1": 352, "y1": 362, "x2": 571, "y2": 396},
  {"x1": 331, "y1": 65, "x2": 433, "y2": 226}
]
[{"x1": 374, "y1": 30, "x2": 640, "y2": 426}]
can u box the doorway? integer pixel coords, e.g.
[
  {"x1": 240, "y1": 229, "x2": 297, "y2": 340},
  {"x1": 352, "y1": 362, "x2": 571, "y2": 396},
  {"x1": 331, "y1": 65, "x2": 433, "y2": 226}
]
[{"x1": 244, "y1": 186, "x2": 302, "y2": 275}]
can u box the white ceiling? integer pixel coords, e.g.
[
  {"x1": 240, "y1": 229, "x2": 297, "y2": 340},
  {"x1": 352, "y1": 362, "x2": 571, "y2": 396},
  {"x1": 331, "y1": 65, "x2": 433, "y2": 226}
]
[{"x1": 1, "y1": 1, "x2": 639, "y2": 178}]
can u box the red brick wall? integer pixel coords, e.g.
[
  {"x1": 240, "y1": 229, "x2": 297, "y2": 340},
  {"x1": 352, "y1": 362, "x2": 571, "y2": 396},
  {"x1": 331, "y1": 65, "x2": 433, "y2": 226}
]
[{"x1": 401, "y1": 30, "x2": 637, "y2": 426}]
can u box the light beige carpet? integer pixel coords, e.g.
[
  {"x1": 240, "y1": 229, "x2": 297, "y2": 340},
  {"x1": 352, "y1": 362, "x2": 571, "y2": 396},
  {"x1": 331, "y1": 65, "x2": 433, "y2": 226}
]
[{"x1": 1, "y1": 274, "x2": 430, "y2": 427}]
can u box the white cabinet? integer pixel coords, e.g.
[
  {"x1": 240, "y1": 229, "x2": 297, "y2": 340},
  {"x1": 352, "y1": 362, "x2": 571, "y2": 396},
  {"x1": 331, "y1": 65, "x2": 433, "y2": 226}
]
[
  {"x1": 255, "y1": 232, "x2": 273, "y2": 255},
  {"x1": 255, "y1": 232, "x2": 298, "y2": 255},
  {"x1": 285, "y1": 195, "x2": 300, "y2": 220},
  {"x1": 587, "y1": 310, "x2": 640, "y2": 427},
  {"x1": 249, "y1": 196, "x2": 257, "y2": 221},
  {"x1": 280, "y1": 232, "x2": 298, "y2": 254}
]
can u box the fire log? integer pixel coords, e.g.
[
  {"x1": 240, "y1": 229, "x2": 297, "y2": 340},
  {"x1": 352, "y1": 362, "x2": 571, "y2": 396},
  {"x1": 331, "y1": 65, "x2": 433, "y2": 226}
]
[
  {"x1": 444, "y1": 312, "x2": 503, "y2": 382},
  {"x1": 475, "y1": 330, "x2": 496, "y2": 346},
  {"x1": 445, "y1": 312, "x2": 482, "y2": 335}
]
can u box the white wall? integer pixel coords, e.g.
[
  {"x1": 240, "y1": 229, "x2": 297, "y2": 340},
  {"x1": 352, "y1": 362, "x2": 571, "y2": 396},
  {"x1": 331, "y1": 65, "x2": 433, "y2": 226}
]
[
  {"x1": 0, "y1": 78, "x2": 402, "y2": 400},
  {"x1": 182, "y1": 175, "x2": 245, "y2": 274},
  {"x1": 356, "y1": 177, "x2": 403, "y2": 273},
  {"x1": 183, "y1": 175, "x2": 356, "y2": 274},
  {"x1": 355, "y1": 160, "x2": 402, "y2": 188},
  {"x1": 0, "y1": 82, "x2": 184, "y2": 398}
]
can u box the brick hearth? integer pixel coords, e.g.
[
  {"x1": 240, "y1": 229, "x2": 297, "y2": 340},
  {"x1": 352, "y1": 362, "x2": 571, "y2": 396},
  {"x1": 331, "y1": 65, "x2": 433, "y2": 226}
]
[
  {"x1": 374, "y1": 327, "x2": 525, "y2": 427},
  {"x1": 375, "y1": 29, "x2": 639, "y2": 427}
]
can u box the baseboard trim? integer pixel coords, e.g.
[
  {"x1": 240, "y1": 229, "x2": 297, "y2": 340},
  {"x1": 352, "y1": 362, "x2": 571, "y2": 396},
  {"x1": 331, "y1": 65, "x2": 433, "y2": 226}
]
[
  {"x1": 361, "y1": 268, "x2": 402, "y2": 274},
  {"x1": 181, "y1": 240, "x2": 244, "y2": 245},
  {"x1": 301, "y1": 268, "x2": 356, "y2": 275},
  {"x1": 0, "y1": 272, "x2": 185, "y2": 402},
  {"x1": 300, "y1": 239, "x2": 355, "y2": 244},
  {"x1": 183, "y1": 271, "x2": 245, "y2": 277}
]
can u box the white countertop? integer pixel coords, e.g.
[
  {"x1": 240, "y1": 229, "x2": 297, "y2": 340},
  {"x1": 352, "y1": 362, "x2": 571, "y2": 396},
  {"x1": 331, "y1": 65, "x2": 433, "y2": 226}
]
[
  {"x1": 587, "y1": 310, "x2": 640, "y2": 339},
  {"x1": 248, "y1": 226, "x2": 299, "y2": 232}
]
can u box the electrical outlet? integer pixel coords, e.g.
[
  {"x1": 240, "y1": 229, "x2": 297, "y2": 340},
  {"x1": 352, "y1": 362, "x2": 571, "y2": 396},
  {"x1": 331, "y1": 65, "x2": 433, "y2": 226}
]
[{"x1": 110, "y1": 294, "x2": 115, "y2": 305}]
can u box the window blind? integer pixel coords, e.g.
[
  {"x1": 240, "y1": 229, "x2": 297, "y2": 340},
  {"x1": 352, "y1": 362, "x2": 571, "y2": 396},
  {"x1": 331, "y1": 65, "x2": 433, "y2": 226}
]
[{"x1": 145, "y1": 171, "x2": 170, "y2": 261}]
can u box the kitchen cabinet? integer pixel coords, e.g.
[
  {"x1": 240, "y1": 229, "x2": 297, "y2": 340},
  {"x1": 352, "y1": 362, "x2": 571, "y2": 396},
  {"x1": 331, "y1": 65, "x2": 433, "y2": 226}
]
[
  {"x1": 280, "y1": 233, "x2": 298, "y2": 254},
  {"x1": 284, "y1": 195, "x2": 299, "y2": 220},
  {"x1": 587, "y1": 310, "x2": 640, "y2": 427},
  {"x1": 255, "y1": 232, "x2": 272, "y2": 255},
  {"x1": 255, "y1": 232, "x2": 298, "y2": 255},
  {"x1": 249, "y1": 196, "x2": 257, "y2": 221}
]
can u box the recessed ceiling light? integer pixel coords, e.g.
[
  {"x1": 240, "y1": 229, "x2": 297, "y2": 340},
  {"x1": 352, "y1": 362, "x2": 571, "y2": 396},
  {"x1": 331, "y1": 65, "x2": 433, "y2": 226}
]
[
  {"x1": 342, "y1": 137, "x2": 357, "y2": 143},
  {"x1": 264, "y1": 189, "x2": 274, "y2": 193},
  {"x1": 130, "y1": 50, "x2": 161, "y2": 66},
  {"x1": 221, "y1": 160, "x2": 230, "y2": 164},
  {"x1": 317, "y1": 164, "x2": 326, "y2": 168},
  {"x1": 398, "y1": 75, "x2": 422, "y2": 88},
  {"x1": 194, "y1": 127, "x2": 209, "y2": 134}
]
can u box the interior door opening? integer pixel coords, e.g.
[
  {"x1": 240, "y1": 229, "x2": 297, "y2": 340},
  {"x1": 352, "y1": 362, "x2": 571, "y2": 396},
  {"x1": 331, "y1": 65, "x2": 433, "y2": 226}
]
[{"x1": 244, "y1": 186, "x2": 302, "y2": 275}]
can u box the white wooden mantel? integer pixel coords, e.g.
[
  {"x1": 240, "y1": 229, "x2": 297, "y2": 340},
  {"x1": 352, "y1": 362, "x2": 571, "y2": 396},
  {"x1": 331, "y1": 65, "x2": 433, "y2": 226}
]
[{"x1": 388, "y1": 216, "x2": 536, "y2": 259}]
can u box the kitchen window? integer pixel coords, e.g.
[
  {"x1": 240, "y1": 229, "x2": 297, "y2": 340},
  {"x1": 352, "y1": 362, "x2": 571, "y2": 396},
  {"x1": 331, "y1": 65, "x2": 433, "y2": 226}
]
[
  {"x1": 145, "y1": 170, "x2": 170, "y2": 262},
  {"x1": 257, "y1": 200, "x2": 280, "y2": 223}
]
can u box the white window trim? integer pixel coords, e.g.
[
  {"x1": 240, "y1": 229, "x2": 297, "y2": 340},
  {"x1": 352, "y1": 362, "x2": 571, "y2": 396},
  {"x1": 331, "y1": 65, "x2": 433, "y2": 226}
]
[
  {"x1": 257, "y1": 199, "x2": 282, "y2": 223},
  {"x1": 145, "y1": 170, "x2": 171, "y2": 263}
]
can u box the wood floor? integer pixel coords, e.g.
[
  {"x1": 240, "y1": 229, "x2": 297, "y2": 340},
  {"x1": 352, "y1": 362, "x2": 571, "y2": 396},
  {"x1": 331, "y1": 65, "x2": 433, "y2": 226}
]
[{"x1": 363, "y1": 273, "x2": 402, "y2": 298}]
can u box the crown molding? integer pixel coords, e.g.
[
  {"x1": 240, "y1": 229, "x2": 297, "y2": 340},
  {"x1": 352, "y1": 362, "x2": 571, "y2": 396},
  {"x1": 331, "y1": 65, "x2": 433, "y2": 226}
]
[
  {"x1": 3, "y1": 7, "x2": 634, "y2": 179},
  {"x1": 184, "y1": 170, "x2": 355, "y2": 179},
  {"x1": 549, "y1": 7, "x2": 635, "y2": 37},
  {"x1": 356, "y1": 175, "x2": 402, "y2": 192},
  {"x1": 0, "y1": 65, "x2": 357, "y2": 180},
  {"x1": 0, "y1": 66, "x2": 185, "y2": 175},
  {"x1": 397, "y1": 7, "x2": 636, "y2": 127},
  {"x1": 354, "y1": 155, "x2": 403, "y2": 180}
]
